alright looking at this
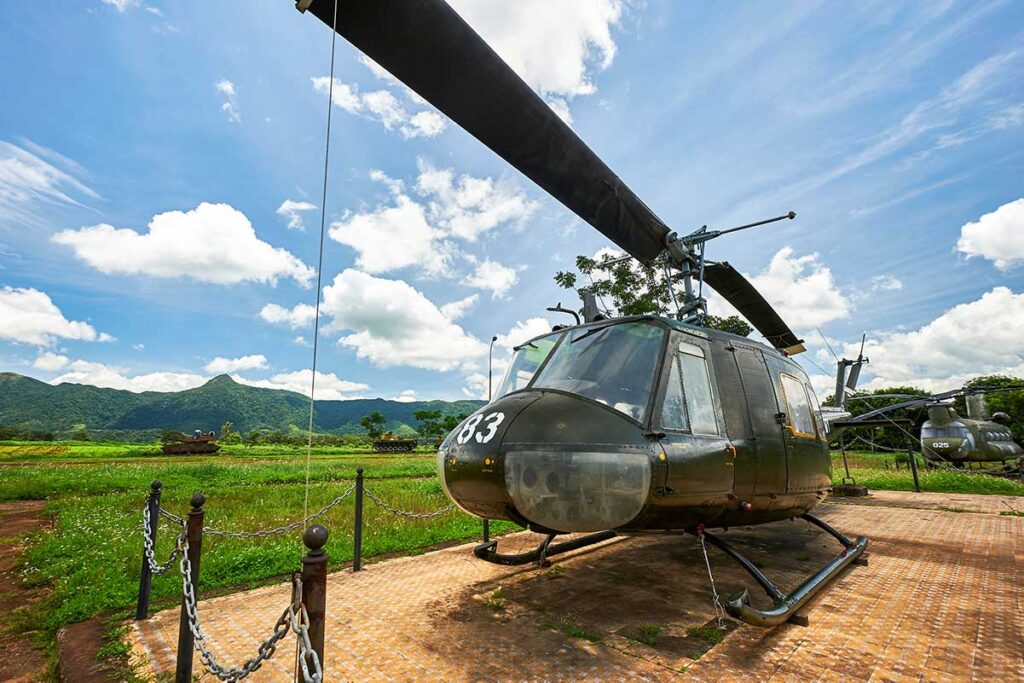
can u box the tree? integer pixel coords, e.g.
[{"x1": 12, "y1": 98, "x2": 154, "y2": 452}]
[
  {"x1": 244, "y1": 430, "x2": 263, "y2": 448},
  {"x1": 72, "y1": 428, "x2": 90, "y2": 442},
  {"x1": 842, "y1": 386, "x2": 930, "y2": 450},
  {"x1": 441, "y1": 412, "x2": 470, "y2": 433},
  {"x1": 0, "y1": 426, "x2": 19, "y2": 440},
  {"x1": 554, "y1": 252, "x2": 752, "y2": 336},
  {"x1": 959, "y1": 375, "x2": 1024, "y2": 443},
  {"x1": 414, "y1": 410, "x2": 444, "y2": 438},
  {"x1": 220, "y1": 421, "x2": 235, "y2": 442},
  {"x1": 360, "y1": 411, "x2": 386, "y2": 439},
  {"x1": 160, "y1": 429, "x2": 183, "y2": 445}
]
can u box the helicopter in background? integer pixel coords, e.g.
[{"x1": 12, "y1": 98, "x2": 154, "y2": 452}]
[{"x1": 297, "y1": 0, "x2": 867, "y2": 628}]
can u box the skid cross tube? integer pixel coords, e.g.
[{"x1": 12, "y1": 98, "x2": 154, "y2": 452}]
[
  {"x1": 474, "y1": 530, "x2": 616, "y2": 566},
  {"x1": 700, "y1": 514, "x2": 868, "y2": 628}
]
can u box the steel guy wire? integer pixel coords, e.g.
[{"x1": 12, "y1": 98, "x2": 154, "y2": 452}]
[{"x1": 698, "y1": 532, "x2": 727, "y2": 629}]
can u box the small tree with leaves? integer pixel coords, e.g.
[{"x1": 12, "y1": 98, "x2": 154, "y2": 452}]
[
  {"x1": 554, "y1": 252, "x2": 752, "y2": 336},
  {"x1": 441, "y1": 412, "x2": 470, "y2": 433},
  {"x1": 414, "y1": 409, "x2": 445, "y2": 438},
  {"x1": 360, "y1": 411, "x2": 386, "y2": 439}
]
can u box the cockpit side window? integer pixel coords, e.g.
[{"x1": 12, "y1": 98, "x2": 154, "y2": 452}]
[
  {"x1": 780, "y1": 372, "x2": 817, "y2": 438},
  {"x1": 659, "y1": 340, "x2": 719, "y2": 435},
  {"x1": 660, "y1": 354, "x2": 689, "y2": 431},
  {"x1": 493, "y1": 333, "x2": 561, "y2": 399}
]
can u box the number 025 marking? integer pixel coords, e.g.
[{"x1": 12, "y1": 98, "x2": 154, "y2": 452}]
[{"x1": 456, "y1": 412, "x2": 505, "y2": 445}]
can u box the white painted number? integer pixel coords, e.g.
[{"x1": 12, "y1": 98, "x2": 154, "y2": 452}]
[{"x1": 456, "y1": 411, "x2": 505, "y2": 445}]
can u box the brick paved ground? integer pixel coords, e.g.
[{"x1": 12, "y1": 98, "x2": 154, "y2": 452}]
[{"x1": 130, "y1": 491, "x2": 1023, "y2": 681}]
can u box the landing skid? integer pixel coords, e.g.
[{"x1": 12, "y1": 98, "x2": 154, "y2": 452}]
[
  {"x1": 473, "y1": 530, "x2": 617, "y2": 566},
  {"x1": 701, "y1": 513, "x2": 868, "y2": 628}
]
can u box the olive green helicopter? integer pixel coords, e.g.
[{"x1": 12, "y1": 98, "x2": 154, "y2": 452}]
[{"x1": 297, "y1": 0, "x2": 867, "y2": 628}]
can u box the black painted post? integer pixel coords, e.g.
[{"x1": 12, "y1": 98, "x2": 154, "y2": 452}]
[
  {"x1": 353, "y1": 468, "x2": 364, "y2": 572},
  {"x1": 136, "y1": 480, "x2": 162, "y2": 620},
  {"x1": 175, "y1": 493, "x2": 205, "y2": 683},
  {"x1": 297, "y1": 525, "x2": 328, "y2": 683},
  {"x1": 906, "y1": 436, "x2": 921, "y2": 493},
  {"x1": 483, "y1": 519, "x2": 490, "y2": 543}
]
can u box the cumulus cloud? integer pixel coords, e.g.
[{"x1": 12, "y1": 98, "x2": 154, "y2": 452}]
[
  {"x1": 0, "y1": 286, "x2": 107, "y2": 346},
  {"x1": 463, "y1": 316, "x2": 554, "y2": 398},
  {"x1": 463, "y1": 260, "x2": 519, "y2": 298},
  {"x1": 52, "y1": 360, "x2": 207, "y2": 392},
  {"x1": 709, "y1": 248, "x2": 851, "y2": 332},
  {"x1": 448, "y1": 0, "x2": 623, "y2": 113},
  {"x1": 956, "y1": 198, "x2": 1024, "y2": 271},
  {"x1": 52, "y1": 202, "x2": 315, "y2": 287},
  {"x1": 321, "y1": 269, "x2": 486, "y2": 371},
  {"x1": 215, "y1": 79, "x2": 240, "y2": 123},
  {"x1": 276, "y1": 199, "x2": 317, "y2": 231},
  {"x1": 259, "y1": 303, "x2": 317, "y2": 329},
  {"x1": 0, "y1": 140, "x2": 99, "y2": 225},
  {"x1": 391, "y1": 389, "x2": 417, "y2": 403},
  {"x1": 101, "y1": 0, "x2": 139, "y2": 11},
  {"x1": 850, "y1": 287, "x2": 1024, "y2": 392},
  {"x1": 33, "y1": 352, "x2": 70, "y2": 371},
  {"x1": 311, "y1": 77, "x2": 447, "y2": 139},
  {"x1": 234, "y1": 369, "x2": 368, "y2": 400},
  {"x1": 870, "y1": 275, "x2": 903, "y2": 291},
  {"x1": 203, "y1": 354, "x2": 268, "y2": 374},
  {"x1": 440, "y1": 294, "x2": 479, "y2": 321}
]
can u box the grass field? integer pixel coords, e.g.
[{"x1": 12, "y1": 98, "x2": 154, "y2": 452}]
[{"x1": 2, "y1": 440, "x2": 1021, "y2": 672}]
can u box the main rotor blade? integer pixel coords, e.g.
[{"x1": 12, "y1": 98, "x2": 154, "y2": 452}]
[
  {"x1": 703, "y1": 262, "x2": 805, "y2": 355},
  {"x1": 299, "y1": 0, "x2": 671, "y2": 263}
]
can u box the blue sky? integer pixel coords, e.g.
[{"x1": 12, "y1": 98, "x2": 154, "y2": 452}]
[{"x1": 1, "y1": 0, "x2": 1023, "y2": 402}]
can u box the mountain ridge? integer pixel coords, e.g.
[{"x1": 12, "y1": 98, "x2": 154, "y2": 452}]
[{"x1": 0, "y1": 372, "x2": 483, "y2": 438}]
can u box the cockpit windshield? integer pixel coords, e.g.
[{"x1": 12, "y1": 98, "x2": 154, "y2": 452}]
[
  {"x1": 532, "y1": 321, "x2": 665, "y2": 421},
  {"x1": 493, "y1": 332, "x2": 562, "y2": 399}
]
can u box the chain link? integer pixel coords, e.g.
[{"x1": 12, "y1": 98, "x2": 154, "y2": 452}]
[
  {"x1": 142, "y1": 505, "x2": 185, "y2": 575},
  {"x1": 202, "y1": 485, "x2": 355, "y2": 539},
  {"x1": 363, "y1": 486, "x2": 454, "y2": 519},
  {"x1": 179, "y1": 539, "x2": 321, "y2": 682}
]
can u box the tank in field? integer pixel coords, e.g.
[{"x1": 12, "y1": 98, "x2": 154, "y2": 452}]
[
  {"x1": 372, "y1": 432, "x2": 417, "y2": 453},
  {"x1": 162, "y1": 430, "x2": 221, "y2": 455}
]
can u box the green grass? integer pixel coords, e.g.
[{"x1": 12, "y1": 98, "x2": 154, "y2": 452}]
[
  {"x1": 686, "y1": 626, "x2": 725, "y2": 645},
  {"x1": 635, "y1": 623, "x2": 662, "y2": 647},
  {"x1": 542, "y1": 617, "x2": 603, "y2": 643},
  {"x1": 831, "y1": 450, "x2": 1024, "y2": 496}
]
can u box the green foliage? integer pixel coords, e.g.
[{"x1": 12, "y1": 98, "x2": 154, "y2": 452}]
[
  {"x1": 71, "y1": 428, "x2": 89, "y2": 442},
  {"x1": 414, "y1": 409, "x2": 445, "y2": 438},
  {"x1": 842, "y1": 385, "x2": 931, "y2": 449},
  {"x1": 635, "y1": 623, "x2": 662, "y2": 646},
  {"x1": 831, "y1": 450, "x2": 1024, "y2": 495},
  {"x1": 441, "y1": 412, "x2": 469, "y2": 433},
  {"x1": 360, "y1": 411, "x2": 386, "y2": 438},
  {"x1": 687, "y1": 626, "x2": 725, "y2": 645},
  {"x1": 159, "y1": 429, "x2": 182, "y2": 445}
]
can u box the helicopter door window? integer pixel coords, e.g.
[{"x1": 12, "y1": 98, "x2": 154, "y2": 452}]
[
  {"x1": 660, "y1": 354, "x2": 689, "y2": 431},
  {"x1": 780, "y1": 373, "x2": 816, "y2": 438},
  {"x1": 678, "y1": 342, "x2": 719, "y2": 435}
]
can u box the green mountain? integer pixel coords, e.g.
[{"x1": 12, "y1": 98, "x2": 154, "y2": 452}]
[{"x1": 0, "y1": 372, "x2": 482, "y2": 439}]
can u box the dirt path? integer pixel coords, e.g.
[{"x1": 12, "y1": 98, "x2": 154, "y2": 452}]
[{"x1": 0, "y1": 501, "x2": 50, "y2": 683}]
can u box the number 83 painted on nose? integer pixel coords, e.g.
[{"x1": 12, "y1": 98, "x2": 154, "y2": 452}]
[{"x1": 457, "y1": 412, "x2": 506, "y2": 445}]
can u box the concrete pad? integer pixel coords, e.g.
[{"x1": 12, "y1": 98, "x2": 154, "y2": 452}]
[{"x1": 130, "y1": 491, "x2": 1023, "y2": 681}]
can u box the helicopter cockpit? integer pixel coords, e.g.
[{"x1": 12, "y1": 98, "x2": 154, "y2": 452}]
[{"x1": 494, "y1": 320, "x2": 665, "y2": 422}]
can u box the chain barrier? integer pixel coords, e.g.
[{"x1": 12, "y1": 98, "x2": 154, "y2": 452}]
[
  {"x1": 142, "y1": 504, "x2": 185, "y2": 575},
  {"x1": 179, "y1": 540, "x2": 321, "y2": 682},
  {"x1": 159, "y1": 507, "x2": 186, "y2": 527},
  {"x1": 697, "y1": 531, "x2": 727, "y2": 629},
  {"x1": 848, "y1": 435, "x2": 913, "y2": 453},
  {"x1": 202, "y1": 485, "x2": 355, "y2": 539},
  {"x1": 363, "y1": 486, "x2": 454, "y2": 519}
]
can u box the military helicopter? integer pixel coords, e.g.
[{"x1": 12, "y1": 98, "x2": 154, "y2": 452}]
[
  {"x1": 855, "y1": 387, "x2": 1024, "y2": 467},
  {"x1": 297, "y1": 0, "x2": 867, "y2": 628}
]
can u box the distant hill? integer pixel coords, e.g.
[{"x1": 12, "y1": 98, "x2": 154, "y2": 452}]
[{"x1": 0, "y1": 372, "x2": 483, "y2": 440}]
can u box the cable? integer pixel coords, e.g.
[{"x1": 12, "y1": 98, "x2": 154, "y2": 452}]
[{"x1": 304, "y1": 0, "x2": 338, "y2": 521}]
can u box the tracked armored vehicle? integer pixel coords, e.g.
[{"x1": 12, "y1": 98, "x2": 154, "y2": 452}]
[{"x1": 372, "y1": 432, "x2": 417, "y2": 453}]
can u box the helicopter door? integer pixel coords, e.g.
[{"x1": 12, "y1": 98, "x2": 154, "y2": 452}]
[
  {"x1": 765, "y1": 360, "x2": 828, "y2": 494},
  {"x1": 730, "y1": 346, "x2": 787, "y2": 495},
  {"x1": 654, "y1": 336, "x2": 732, "y2": 501}
]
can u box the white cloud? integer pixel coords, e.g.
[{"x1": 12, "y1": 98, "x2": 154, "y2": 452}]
[
  {"x1": 33, "y1": 352, "x2": 69, "y2": 371},
  {"x1": 132, "y1": 343, "x2": 145, "y2": 351},
  {"x1": 321, "y1": 269, "x2": 486, "y2": 371},
  {"x1": 463, "y1": 260, "x2": 519, "y2": 298},
  {"x1": 293, "y1": 336, "x2": 312, "y2": 348},
  {"x1": 851, "y1": 287, "x2": 1024, "y2": 392},
  {"x1": 463, "y1": 317, "x2": 554, "y2": 398},
  {"x1": 495, "y1": 317, "x2": 555, "y2": 352},
  {"x1": 53, "y1": 202, "x2": 315, "y2": 287},
  {"x1": 215, "y1": 79, "x2": 240, "y2": 123},
  {"x1": 870, "y1": 275, "x2": 903, "y2": 292},
  {"x1": 52, "y1": 360, "x2": 207, "y2": 392},
  {"x1": 234, "y1": 369, "x2": 368, "y2": 400},
  {"x1": 276, "y1": 199, "x2": 317, "y2": 231},
  {"x1": 260, "y1": 303, "x2": 317, "y2": 329},
  {"x1": 0, "y1": 140, "x2": 99, "y2": 225},
  {"x1": 0, "y1": 286, "x2": 106, "y2": 346},
  {"x1": 545, "y1": 98, "x2": 574, "y2": 125},
  {"x1": 203, "y1": 354, "x2": 268, "y2": 374},
  {"x1": 956, "y1": 198, "x2": 1024, "y2": 271},
  {"x1": 440, "y1": 294, "x2": 479, "y2": 321},
  {"x1": 101, "y1": 0, "x2": 139, "y2": 11},
  {"x1": 391, "y1": 389, "x2": 417, "y2": 403},
  {"x1": 145, "y1": 6, "x2": 163, "y2": 16},
  {"x1": 448, "y1": 0, "x2": 623, "y2": 102},
  {"x1": 311, "y1": 77, "x2": 447, "y2": 139},
  {"x1": 709, "y1": 248, "x2": 851, "y2": 332}
]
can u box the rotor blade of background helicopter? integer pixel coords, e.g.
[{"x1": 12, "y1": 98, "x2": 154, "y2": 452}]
[
  {"x1": 300, "y1": 0, "x2": 671, "y2": 263},
  {"x1": 702, "y1": 262, "x2": 805, "y2": 355}
]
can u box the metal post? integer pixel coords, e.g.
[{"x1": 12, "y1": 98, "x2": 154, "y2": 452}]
[
  {"x1": 353, "y1": 468, "x2": 364, "y2": 572},
  {"x1": 483, "y1": 519, "x2": 490, "y2": 543},
  {"x1": 175, "y1": 493, "x2": 205, "y2": 683},
  {"x1": 297, "y1": 525, "x2": 328, "y2": 683},
  {"x1": 487, "y1": 335, "x2": 498, "y2": 401},
  {"x1": 905, "y1": 435, "x2": 921, "y2": 493},
  {"x1": 136, "y1": 480, "x2": 162, "y2": 620}
]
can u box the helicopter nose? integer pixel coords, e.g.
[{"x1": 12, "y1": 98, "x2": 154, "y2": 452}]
[{"x1": 439, "y1": 391, "x2": 654, "y2": 533}]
